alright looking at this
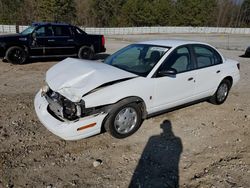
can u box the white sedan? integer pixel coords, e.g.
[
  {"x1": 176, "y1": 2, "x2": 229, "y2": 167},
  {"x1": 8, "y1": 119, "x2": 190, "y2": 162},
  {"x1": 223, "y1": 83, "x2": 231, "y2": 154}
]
[{"x1": 34, "y1": 40, "x2": 240, "y2": 140}]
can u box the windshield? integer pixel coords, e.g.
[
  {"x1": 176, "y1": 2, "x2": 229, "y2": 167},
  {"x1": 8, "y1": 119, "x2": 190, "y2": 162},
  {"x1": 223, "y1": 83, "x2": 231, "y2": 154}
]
[
  {"x1": 104, "y1": 44, "x2": 169, "y2": 77},
  {"x1": 21, "y1": 26, "x2": 35, "y2": 35}
]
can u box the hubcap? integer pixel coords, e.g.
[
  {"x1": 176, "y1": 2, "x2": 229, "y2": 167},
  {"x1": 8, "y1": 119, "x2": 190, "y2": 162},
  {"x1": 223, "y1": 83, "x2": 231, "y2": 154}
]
[
  {"x1": 217, "y1": 83, "x2": 228, "y2": 102},
  {"x1": 114, "y1": 107, "x2": 138, "y2": 134},
  {"x1": 11, "y1": 49, "x2": 24, "y2": 63},
  {"x1": 81, "y1": 49, "x2": 91, "y2": 59}
]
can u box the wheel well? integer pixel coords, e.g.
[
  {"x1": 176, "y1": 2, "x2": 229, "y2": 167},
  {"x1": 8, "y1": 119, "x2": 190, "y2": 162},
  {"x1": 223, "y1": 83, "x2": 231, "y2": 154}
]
[
  {"x1": 100, "y1": 96, "x2": 147, "y2": 133},
  {"x1": 78, "y1": 45, "x2": 94, "y2": 52},
  {"x1": 223, "y1": 76, "x2": 233, "y2": 87},
  {"x1": 5, "y1": 45, "x2": 27, "y2": 53},
  {"x1": 115, "y1": 97, "x2": 147, "y2": 119}
]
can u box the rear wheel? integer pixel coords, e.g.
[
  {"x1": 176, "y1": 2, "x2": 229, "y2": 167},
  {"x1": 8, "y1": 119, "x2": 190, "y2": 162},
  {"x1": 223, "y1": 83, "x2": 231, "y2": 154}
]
[
  {"x1": 104, "y1": 102, "x2": 143, "y2": 139},
  {"x1": 78, "y1": 46, "x2": 94, "y2": 60},
  {"x1": 210, "y1": 79, "x2": 231, "y2": 105},
  {"x1": 6, "y1": 46, "x2": 27, "y2": 64}
]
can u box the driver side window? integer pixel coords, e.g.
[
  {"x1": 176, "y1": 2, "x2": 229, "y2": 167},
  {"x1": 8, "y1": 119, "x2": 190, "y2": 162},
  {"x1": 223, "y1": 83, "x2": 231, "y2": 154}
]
[
  {"x1": 159, "y1": 46, "x2": 192, "y2": 73},
  {"x1": 34, "y1": 26, "x2": 46, "y2": 37}
]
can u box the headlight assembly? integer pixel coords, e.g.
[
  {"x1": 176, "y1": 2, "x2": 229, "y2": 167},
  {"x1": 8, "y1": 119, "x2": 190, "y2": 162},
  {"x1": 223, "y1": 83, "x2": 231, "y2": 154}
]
[
  {"x1": 44, "y1": 86, "x2": 86, "y2": 121},
  {"x1": 41, "y1": 83, "x2": 49, "y2": 97}
]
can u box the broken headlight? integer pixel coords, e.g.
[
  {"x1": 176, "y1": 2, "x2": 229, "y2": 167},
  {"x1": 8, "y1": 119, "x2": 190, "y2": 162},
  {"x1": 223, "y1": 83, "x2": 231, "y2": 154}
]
[
  {"x1": 45, "y1": 88, "x2": 85, "y2": 121},
  {"x1": 62, "y1": 99, "x2": 85, "y2": 120},
  {"x1": 62, "y1": 98, "x2": 77, "y2": 120}
]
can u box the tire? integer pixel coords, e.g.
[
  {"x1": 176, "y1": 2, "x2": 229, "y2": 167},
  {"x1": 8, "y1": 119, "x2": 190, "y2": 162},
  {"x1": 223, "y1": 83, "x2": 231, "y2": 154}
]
[
  {"x1": 6, "y1": 46, "x2": 27, "y2": 64},
  {"x1": 104, "y1": 102, "x2": 143, "y2": 139},
  {"x1": 210, "y1": 79, "x2": 231, "y2": 105},
  {"x1": 78, "y1": 46, "x2": 94, "y2": 60}
]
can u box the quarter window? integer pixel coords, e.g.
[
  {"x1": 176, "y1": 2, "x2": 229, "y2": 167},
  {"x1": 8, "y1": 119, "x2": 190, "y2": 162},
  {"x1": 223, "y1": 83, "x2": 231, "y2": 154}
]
[{"x1": 193, "y1": 45, "x2": 222, "y2": 68}]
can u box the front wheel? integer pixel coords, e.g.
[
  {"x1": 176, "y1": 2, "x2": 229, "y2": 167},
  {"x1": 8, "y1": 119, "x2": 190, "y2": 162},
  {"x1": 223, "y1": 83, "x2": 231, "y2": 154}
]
[
  {"x1": 5, "y1": 46, "x2": 27, "y2": 64},
  {"x1": 210, "y1": 79, "x2": 231, "y2": 105},
  {"x1": 104, "y1": 103, "x2": 143, "y2": 139}
]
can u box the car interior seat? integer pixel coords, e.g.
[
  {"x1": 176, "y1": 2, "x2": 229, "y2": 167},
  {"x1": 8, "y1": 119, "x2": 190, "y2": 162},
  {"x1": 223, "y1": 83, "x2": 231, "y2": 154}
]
[{"x1": 148, "y1": 51, "x2": 161, "y2": 65}]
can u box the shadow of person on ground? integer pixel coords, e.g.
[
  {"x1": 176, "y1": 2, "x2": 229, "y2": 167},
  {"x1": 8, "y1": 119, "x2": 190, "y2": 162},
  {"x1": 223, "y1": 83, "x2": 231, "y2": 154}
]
[{"x1": 129, "y1": 120, "x2": 183, "y2": 188}]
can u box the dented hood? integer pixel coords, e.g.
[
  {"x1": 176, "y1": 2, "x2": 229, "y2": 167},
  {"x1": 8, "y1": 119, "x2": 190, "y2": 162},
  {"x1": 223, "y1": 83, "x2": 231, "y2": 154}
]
[{"x1": 46, "y1": 58, "x2": 137, "y2": 102}]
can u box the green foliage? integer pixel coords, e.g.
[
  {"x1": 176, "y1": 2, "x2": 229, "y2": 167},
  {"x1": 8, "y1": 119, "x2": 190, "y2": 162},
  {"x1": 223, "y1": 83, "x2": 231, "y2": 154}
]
[
  {"x1": 241, "y1": 0, "x2": 250, "y2": 26},
  {"x1": 89, "y1": 0, "x2": 126, "y2": 27},
  {"x1": 38, "y1": 0, "x2": 76, "y2": 23},
  {"x1": 174, "y1": 0, "x2": 217, "y2": 26},
  {"x1": 0, "y1": 0, "x2": 249, "y2": 27},
  {"x1": 0, "y1": 0, "x2": 23, "y2": 24},
  {"x1": 120, "y1": 0, "x2": 173, "y2": 26}
]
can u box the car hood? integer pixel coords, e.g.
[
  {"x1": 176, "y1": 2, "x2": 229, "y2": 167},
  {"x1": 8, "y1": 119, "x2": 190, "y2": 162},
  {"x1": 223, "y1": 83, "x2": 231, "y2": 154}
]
[
  {"x1": 0, "y1": 33, "x2": 22, "y2": 40},
  {"x1": 46, "y1": 58, "x2": 137, "y2": 102}
]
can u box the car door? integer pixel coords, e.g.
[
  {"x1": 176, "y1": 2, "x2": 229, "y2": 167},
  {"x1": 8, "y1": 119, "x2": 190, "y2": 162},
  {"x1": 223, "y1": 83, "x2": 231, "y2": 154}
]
[
  {"x1": 152, "y1": 45, "x2": 197, "y2": 112},
  {"x1": 29, "y1": 26, "x2": 47, "y2": 56},
  {"x1": 49, "y1": 25, "x2": 76, "y2": 55},
  {"x1": 191, "y1": 44, "x2": 224, "y2": 98}
]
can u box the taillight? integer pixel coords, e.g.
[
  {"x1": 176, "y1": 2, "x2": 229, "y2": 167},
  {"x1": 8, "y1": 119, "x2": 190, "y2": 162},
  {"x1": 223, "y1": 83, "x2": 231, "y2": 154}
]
[
  {"x1": 101, "y1": 35, "x2": 105, "y2": 47},
  {"x1": 237, "y1": 63, "x2": 240, "y2": 70}
]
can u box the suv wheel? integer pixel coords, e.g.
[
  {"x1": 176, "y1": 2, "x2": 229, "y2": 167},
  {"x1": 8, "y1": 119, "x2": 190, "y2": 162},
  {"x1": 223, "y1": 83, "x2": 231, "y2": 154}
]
[
  {"x1": 6, "y1": 46, "x2": 27, "y2": 64},
  {"x1": 78, "y1": 46, "x2": 94, "y2": 60}
]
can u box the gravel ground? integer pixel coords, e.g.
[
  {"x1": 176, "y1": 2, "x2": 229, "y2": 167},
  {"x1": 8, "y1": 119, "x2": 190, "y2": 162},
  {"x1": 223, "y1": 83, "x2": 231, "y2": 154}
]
[{"x1": 0, "y1": 34, "x2": 249, "y2": 188}]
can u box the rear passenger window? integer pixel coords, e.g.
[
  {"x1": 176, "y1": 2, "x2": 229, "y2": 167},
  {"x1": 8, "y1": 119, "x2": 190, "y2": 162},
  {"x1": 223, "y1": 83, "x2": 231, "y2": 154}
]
[
  {"x1": 53, "y1": 26, "x2": 70, "y2": 36},
  {"x1": 194, "y1": 45, "x2": 222, "y2": 68}
]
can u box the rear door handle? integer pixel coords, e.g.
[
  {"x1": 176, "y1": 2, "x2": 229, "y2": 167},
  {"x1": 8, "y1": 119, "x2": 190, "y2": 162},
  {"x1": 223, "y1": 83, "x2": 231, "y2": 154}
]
[
  {"x1": 67, "y1": 39, "x2": 74, "y2": 42},
  {"x1": 48, "y1": 39, "x2": 55, "y2": 42},
  {"x1": 188, "y1": 77, "x2": 194, "y2": 81},
  {"x1": 216, "y1": 70, "x2": 221, "y2": 73}
]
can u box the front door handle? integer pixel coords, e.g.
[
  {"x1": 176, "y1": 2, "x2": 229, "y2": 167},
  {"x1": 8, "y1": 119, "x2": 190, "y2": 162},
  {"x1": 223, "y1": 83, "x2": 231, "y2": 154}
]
[
  {"x1": 188, "y1": 77, "x2": 194, "y2": 81},
  {"x1": 67, "y1": 39, "x2": 74, "y2": 42},
  {"x1": 216, "y1": 70, "x2": 221, "y2": 73},
  {"x1": 48, "y1": 39, "x2": 55, "y2": 42}
]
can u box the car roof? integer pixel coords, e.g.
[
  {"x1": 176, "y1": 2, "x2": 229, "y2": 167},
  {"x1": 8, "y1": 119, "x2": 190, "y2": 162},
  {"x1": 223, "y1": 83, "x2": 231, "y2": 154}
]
[
  {"x1": 137, "y1": 39, "x2": 209, "y2": 48},
  {"x1": 32, "y1": 22, "x2": 71, "y2": 27}
]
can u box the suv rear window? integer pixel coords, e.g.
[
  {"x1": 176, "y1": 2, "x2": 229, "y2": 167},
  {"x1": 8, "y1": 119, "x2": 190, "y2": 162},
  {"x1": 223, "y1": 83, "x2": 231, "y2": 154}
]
[{"x1": 53, "y1": 26, "x2": 71, "y2": 36}]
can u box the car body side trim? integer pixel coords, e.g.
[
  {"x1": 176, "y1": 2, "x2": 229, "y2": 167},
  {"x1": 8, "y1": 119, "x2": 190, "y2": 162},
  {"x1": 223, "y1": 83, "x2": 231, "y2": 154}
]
[{"x1": 146, "y1": 97, "x2": 210, "y2": 119}]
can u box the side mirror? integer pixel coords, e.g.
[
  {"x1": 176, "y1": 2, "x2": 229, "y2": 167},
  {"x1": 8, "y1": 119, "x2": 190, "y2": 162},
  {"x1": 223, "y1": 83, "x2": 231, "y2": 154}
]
[{"x1": 157, "y1": 68, "x2": 177, "y2": 77}]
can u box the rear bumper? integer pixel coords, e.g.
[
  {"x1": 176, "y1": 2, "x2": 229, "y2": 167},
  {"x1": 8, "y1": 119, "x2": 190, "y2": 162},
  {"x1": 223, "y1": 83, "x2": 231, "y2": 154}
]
[
  {"x1": 34, "y1": 90, "x2": 107, "y2": 140},
  {"x1": 101, "y1": 46, "x2": 106, "y2": 52},
  {"x1": 232, "y1": 72, "x2": 240, "y2": 87},
  {"x1": 97, "y1": 46, "x2": 106, "y2": 53}
]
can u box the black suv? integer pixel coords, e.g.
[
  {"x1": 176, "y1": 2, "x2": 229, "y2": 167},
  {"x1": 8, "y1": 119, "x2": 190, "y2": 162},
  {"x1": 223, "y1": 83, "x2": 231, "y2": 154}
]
[{"x1": 0, "y1": 22, "x2": 106, "y2": 64}]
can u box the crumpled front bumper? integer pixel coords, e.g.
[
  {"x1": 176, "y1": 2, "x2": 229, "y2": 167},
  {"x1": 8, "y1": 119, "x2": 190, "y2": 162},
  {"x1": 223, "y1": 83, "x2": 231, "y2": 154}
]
[{"x1": 34, "y1": 90, "x2": 108, "y2": 140}]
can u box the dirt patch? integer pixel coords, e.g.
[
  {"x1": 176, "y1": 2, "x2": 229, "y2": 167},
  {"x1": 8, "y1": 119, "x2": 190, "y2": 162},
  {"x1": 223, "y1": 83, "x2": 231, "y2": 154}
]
[{"x1": 0, "y1": 36, "x2": 249, "y2": 187}]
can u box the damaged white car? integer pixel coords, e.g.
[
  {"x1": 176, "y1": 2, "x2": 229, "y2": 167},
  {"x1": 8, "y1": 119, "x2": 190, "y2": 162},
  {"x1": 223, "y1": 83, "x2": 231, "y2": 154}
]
[{"x1": 34, "y1": 40, "x2": 240, "y2": 140}]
